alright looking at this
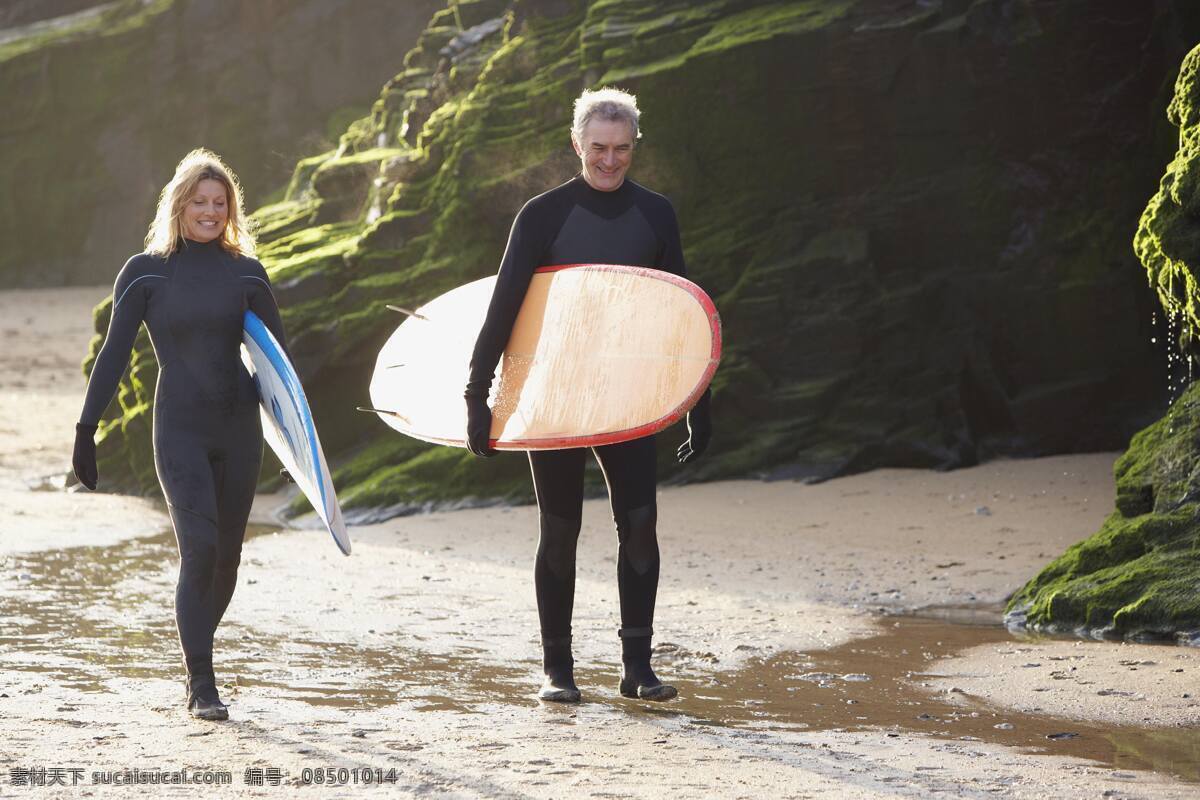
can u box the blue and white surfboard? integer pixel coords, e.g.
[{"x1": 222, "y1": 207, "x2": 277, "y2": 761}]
[{"x1": 240, "y1": 310, "x2": 350, "y2": 555}]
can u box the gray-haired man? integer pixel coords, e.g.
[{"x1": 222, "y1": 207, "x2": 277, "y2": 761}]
[{"x1": 465, "y1": 87, "x2": 712, "y2": 702}]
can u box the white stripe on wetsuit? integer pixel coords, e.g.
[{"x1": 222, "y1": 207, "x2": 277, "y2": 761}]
[{"x1": 113, "y1": 274, "x2": 167, "y2": 310}]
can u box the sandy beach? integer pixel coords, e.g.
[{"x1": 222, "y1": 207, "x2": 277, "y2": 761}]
[{"x1": 1, "y1": 286, "x2": 1197, "y2": 797}]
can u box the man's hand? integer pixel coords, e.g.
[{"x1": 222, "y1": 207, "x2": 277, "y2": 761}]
[
  {"x1": 676, "y1": 389, "x2": 712, "y2": 464},
  {"x1": 465, "y1": 394, "x2": 496, "y2": 457},
  {"x1": 73, "y1": 423, "x2": 99, "y2": 490}
]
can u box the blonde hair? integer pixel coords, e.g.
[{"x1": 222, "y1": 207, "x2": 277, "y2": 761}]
[{"x1": 144, "y1": 148, "x2": 255, "y2": 257}]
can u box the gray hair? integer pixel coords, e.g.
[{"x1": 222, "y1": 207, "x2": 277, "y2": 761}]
[{"x1": 571, "y1": 87, "x2": 641, "y2": 144}]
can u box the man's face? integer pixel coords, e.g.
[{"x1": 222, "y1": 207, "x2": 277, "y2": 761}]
[{"x1": 573, "y1": 118, "x2": 635, "y2": 192}]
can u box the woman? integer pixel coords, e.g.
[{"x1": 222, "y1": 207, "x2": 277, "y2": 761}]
[{"x1": 72, "y1": 149, "x2": 286, "y2": 721}]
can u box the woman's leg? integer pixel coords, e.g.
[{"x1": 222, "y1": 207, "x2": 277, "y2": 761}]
[
  {"x1": 210, "y1": 436, "x2": 261, "y2": 630},
  {"x1": 154, "y1": 431, "x2": 228, "y2": 719}
]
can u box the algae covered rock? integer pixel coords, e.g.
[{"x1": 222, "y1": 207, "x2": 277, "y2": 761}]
[
  {"x1": 1137, "y1": 40, "x2": 1200, "y2": 358},
  {"x1": 1006, "y1": 382, "x2": 1200, "y2": 641},
  {"x1": 1011, "y1": 39, "x2": 1200, "y2": 642},
  {"x1": 84, "y1": 0, "x2": 1200, "y2": 516}
]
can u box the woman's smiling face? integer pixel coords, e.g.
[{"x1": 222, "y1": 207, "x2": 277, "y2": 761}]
[{"x1": 182, "y1": 178, "x2": 228, "y2": 242}]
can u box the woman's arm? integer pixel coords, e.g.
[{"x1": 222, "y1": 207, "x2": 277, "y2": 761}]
[
  {"x1": 244, "y1": 260, "x2": 288, "y2": 354},
  {"x1": 79, "y1": 256, "x2": 157, "y2": 426}
]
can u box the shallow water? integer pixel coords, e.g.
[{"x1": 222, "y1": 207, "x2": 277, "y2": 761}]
[
  {"x1": 640, "y1": 619, "x2": 1200, "y2": 782},
  {"x1": 1, "y1": 529, "x2": 1197, "y2": 781}
]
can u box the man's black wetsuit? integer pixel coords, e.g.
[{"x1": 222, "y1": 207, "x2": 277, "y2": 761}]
[
  {"x1": 79, "y1": 238, "x2": 285, "y2": 683},
  {"x1": 466, "y1": 175, "x2": 691, "y2": 696}
]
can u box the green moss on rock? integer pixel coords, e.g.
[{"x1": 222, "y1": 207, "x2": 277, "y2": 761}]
[
  {"x1": 311, "y1": 437, "x2": 531, "y2": 520},
  {"x1": 454, "y1": 0, "x2": 510, "y2": 29},
  {"x1": 2, "y1": 0, "x2": 439, "y2": 288},
  {"x1": 1136, "y1": 42, "x2": 1200, "y2": 353},
  {"x1": 89, "y1": 0, "x2": 1196, "y2": 524},
  {"x1": 0, "y1": 0, "x2": 174, "y2": 63},
  {"x1": 1009, "y1": 386, "x2": 1200, "y2": 641},
  {"x1": 1012, "y1": 39, "x2": 1200, "y2": 642}
]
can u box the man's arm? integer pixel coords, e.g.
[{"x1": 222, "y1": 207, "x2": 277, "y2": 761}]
[
  {"x1": 464, "y1": 203, "x2": 546, "y2": 455},
  {"x1": 467, "y1": 206, "x2": 544, "y2": 397},
  {"x1": 654, "y1": 199, "x2": 687, "y2": 278},
  {"x1": 646, "y1": 195, "x2": 714, "y2": 463}
]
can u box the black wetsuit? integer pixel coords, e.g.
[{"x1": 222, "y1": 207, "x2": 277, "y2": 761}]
[
  {"x1": 467, "y1": 175, "x2": 687, "y2": 652},
  {"x1": 79, "y1": 238, "x2": 285, "y2": 680}
]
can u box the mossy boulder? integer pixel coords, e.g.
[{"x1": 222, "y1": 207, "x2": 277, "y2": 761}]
[
  {"x1": 84, "y1": 0, "x2": 1200, "y2": 517},
  {"x1": 1007, "y1": 383, "x2": 1200, "y2": 642},
  {"x1": 1011, "y1": 39, "x2": 1200, "y2": 642},
  {"x1": 1137, "y1": 40, "x2": 1200, "y2": 357}
]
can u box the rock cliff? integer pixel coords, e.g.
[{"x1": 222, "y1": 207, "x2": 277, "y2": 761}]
[
  {"x1": 1010, "y1": 35, "x2": 1200, "y2": 642},
  {"x1": 84, "y1": 0, "x2": 1200, "y2": 519},
  {"x1": 0, "y1": 0, "x2": 438, "y2": 287}
]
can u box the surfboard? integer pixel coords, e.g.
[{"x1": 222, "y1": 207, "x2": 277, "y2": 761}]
[
  {"x1": 241, "y1": 310, "x2": 351, "y2": 555},
  {"x1": 368, "y1": 264, "x2": 721, "y2": 450}
]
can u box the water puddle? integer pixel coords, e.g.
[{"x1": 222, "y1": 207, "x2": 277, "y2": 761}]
[
  {"x1": 0, "y1": 527, "x2": 532, "y2": 708},
  {"x1": 637, "y1": 617, "x2": 1200, "y2": 781},
  {"x1": 1, "y1": 529, "x2": 1197, "y2": 781}
]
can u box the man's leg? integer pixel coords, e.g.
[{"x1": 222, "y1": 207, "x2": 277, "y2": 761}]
[
  {"x1": 594, "y1": 435, "x2": 676, "y2": 701},
  {"x1": 528, "y1": 448, "x2": 587, "y2": 702}
]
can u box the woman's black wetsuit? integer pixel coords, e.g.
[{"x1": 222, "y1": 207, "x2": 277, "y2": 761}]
[
  {"x1": 79, "y1": 238, "x2": 286, "y2": 681},
  {"x1": 466, "y1": 175, "x2": 691, "y2": 688}
]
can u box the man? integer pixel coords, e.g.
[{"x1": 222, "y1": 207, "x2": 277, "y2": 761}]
[{"x1": 464, "y1": 87, "x2": 712, "y2": 703}]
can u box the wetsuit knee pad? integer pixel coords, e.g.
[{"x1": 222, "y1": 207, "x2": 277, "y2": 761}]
[
  {"x1": 616, "y1": 504, "x2": 658, "y2": 576},
  {"x1": 169, "y1": 505, "x2": 219, "y2": 573},
  {"x1": 538, "y1": 511, "x2": 582, "y2": 580},
  {"x1": 214, "y1": 540, "x2": 243, "y2": 573},
  {"x1": 179, "y1": 548, "x2": 218, "y2": 584}
]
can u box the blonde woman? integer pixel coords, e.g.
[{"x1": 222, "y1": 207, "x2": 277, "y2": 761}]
[{"x1": 72, "y1": 149, "x2": 286, "y2": 721}]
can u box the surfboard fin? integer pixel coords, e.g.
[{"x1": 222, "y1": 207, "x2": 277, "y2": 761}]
[
  {"x1": 386, "y1": 305, "x2": 429, "y2": 321},
  {"x1": 357, "y1": 406, "x2": 412, "y2": 424}
]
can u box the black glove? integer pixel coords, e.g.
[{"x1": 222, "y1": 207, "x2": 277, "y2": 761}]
[
  {"x1": 676, "y1": 389, "x2": 712, "y2": 464},
  {"x1": 73, "y1": 423, "x2": 99, "y2": 490},
  {"x1": 465, "y1": 393, "x2": 496, "y2": 457},
  {"x1": 279, "y1": 468, "x2": 295, "y2": 483}
]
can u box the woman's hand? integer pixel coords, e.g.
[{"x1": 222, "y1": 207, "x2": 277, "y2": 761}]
[{"x1": 73, "y1": 423, "x2": 99, "y2": 490}]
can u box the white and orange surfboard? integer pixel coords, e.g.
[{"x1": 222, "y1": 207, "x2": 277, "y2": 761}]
[{"x1": 368, "y1": 264, "x2": 721, "y2": 450}]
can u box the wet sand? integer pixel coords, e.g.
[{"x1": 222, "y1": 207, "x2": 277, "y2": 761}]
[
  {"x1": 0, "y1": 286, "x2": 166, "y2": 555},
  {"x1": 1, "y1": 286, "x2": 1197, "y2": 797}
]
